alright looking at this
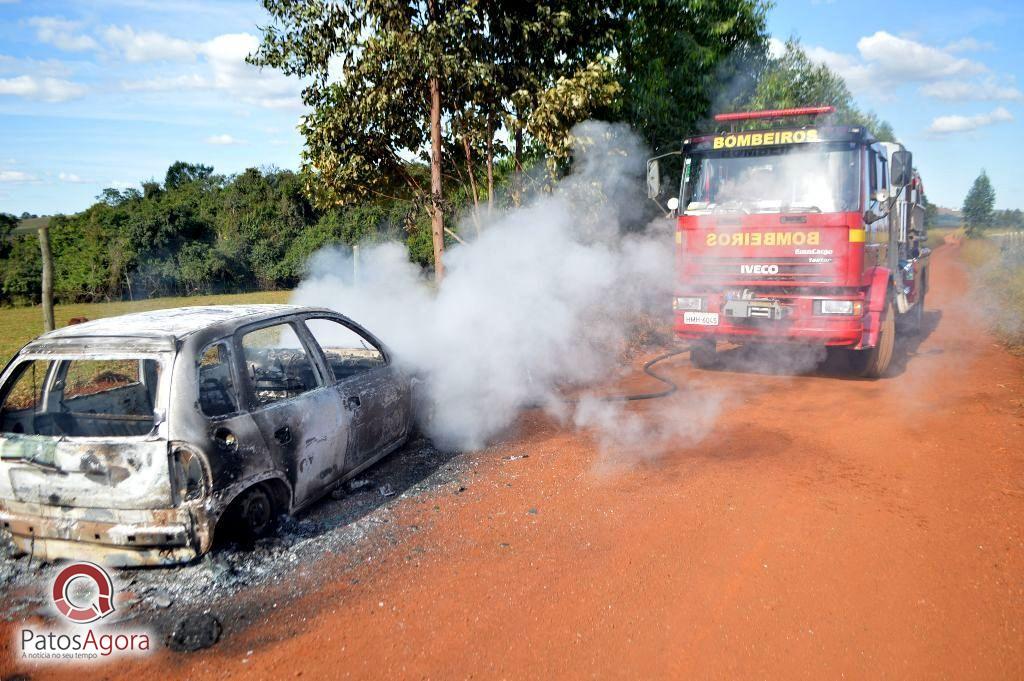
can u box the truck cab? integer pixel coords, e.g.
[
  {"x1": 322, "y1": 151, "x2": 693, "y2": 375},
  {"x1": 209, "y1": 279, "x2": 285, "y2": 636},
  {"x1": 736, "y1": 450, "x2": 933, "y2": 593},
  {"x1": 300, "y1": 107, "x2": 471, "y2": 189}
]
[{"x1": 647, "y1": 107, "x2": 929, "y2": 377}]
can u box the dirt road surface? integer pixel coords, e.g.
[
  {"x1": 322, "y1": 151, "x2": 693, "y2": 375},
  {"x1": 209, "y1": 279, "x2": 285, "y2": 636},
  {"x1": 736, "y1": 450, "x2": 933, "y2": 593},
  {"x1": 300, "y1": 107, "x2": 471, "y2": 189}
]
[{"x1": 7, "y1": 242, "x2": 1024, "y2": 679}]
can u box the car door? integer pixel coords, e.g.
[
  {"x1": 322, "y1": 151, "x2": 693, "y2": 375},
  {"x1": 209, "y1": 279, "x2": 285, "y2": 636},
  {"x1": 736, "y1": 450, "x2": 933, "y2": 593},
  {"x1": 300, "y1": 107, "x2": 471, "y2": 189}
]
[
  {"x1": 301, "y1": 316, "x2": 410, "y2": 474},
  {"x1": 236, "y1": 320, "x2": 348, "y2": 507}
]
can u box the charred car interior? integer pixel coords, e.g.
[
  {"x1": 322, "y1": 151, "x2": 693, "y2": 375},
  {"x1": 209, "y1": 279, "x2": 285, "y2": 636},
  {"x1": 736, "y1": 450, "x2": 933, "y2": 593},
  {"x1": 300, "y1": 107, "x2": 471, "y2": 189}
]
[{"x1": 0, "y1": 305, "x2": 412, "y2": 567}]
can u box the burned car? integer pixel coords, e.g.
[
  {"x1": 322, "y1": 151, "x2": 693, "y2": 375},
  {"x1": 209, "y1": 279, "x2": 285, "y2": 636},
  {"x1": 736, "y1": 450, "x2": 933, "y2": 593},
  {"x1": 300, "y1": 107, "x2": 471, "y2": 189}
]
[{"x1": 0, "y1": 305, "x2": 412, "y2": 566}]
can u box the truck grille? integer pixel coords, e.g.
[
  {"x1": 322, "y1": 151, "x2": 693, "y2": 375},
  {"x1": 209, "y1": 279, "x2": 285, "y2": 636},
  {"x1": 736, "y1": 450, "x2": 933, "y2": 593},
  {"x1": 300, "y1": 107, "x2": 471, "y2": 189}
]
[{"x1": 687, "y1": 256, "x2": 832, "y2": 282}]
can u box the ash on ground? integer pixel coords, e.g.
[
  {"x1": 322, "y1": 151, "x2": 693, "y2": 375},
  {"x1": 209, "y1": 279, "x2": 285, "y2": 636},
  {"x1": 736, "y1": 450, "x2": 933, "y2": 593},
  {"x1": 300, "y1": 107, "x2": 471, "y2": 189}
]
[{"x1": 0, "y1": 437, "x2": 467, "y2": 646}]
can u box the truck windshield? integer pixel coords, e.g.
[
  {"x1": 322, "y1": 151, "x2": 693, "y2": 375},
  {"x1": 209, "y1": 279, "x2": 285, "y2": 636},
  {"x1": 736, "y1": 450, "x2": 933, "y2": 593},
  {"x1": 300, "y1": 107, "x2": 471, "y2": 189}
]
[{"x1": 683, "y1": 143, "x2": 860, "y2": 214}]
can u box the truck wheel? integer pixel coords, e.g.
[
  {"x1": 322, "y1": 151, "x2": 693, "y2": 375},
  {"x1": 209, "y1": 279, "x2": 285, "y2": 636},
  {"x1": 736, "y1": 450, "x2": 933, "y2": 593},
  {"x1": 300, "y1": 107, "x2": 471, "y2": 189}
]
[
  {"x1": 903, "y1": 289, "x2": 925, "y2": 335},
  {"x1": 225, "y1": 484, "x2": 278, "y2": 543},
  {"x1": 690, "y1": 340, "x2": 718, "y2": 369},
  {"x1": 851, "y1": 298, "x2": 895, "y2": 378}
]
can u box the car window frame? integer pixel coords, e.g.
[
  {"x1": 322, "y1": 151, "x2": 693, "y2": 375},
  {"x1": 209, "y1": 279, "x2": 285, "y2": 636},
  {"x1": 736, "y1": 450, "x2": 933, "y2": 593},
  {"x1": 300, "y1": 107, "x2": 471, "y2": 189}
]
[
  {"x1": 233, "y1": 316, "x2": 331, "y2": 413},
  {"x1": 196, "y1": 337, "x2": 244, "y2": 421},
  {"x1": 299, "y1": 314, "x2": 390, "y2": 386}
]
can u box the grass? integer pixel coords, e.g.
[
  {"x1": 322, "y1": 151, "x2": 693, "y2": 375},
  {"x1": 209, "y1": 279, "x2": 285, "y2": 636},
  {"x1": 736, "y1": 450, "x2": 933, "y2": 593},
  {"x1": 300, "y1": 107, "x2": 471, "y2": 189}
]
[
  {"x1": 0, "y1": 290, "x2": 292, "y2": 365},
  {"x1": 961, "y1": 236, "x2": 1024, "y2": 354}
]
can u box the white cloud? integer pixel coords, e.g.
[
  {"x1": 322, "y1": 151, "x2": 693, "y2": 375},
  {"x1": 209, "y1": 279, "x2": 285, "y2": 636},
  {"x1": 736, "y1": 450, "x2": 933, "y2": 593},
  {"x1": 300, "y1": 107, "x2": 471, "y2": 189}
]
[
  {"x1": 205, "y1": 134, "x2": 242, "y2": 145},
  {"x1": 110, "y1": 29, "x2": 303, "y2": 109},
  {"x1": 945, "y1": 37, "x2": 994, "y2": 53},
  {"x1": 856, "y1": 31, "x2": 985, "y2": 82},
  {"x1": 798, "y1": 30, "x2": 991, "y2": 98},
  {"x1": 927, "y1": 106, "x2": 1013, "y2": 134},
  {"x1": 0, "y1": 75, "x2": 87, "y2": 102},
  {"x1": 103, "y1": 25, "x2": 197, "y2": 62},
  {"x1": 28, "y1": 17, "x2": 99, "y2": 52},
  {"x1": 920, "y1": 78, "x2": 1023, "y2": 102},
  {"x1": 58, "y1": 172, "x2": 88, "y2": 183},
  {"x1": 767, "y1": 37, "x2": 786, "y2": 60},
  {"x1": 0, "y1": 171, "x2": 37, "y2": 183}
]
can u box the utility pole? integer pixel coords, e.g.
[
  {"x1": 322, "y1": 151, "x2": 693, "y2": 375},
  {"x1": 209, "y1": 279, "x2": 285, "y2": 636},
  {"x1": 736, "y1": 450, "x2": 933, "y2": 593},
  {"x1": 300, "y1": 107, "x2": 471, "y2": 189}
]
[
  {"x1": 37, "y1": 221, "x2": 54, "y2": 332},
  {"x1": 428, "y1": 0, "x2": 445, "y2": 282}
]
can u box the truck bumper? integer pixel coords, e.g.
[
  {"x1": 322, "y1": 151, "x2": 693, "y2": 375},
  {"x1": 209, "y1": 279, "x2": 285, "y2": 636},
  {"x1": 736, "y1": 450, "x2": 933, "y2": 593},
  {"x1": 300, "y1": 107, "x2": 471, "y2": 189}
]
[
  {"x1": 0, "y1": 499, "x2": 205, "y2": 567},
  {"x1": 674, "y1": 291, "x2": 868, "y2": 347}
]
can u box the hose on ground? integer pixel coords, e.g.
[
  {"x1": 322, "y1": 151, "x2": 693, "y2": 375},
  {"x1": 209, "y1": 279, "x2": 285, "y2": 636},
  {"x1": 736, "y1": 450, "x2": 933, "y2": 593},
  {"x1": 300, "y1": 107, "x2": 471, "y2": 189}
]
[{"x1": 559, "y1": 347, "x2": 690, "y2": 404}]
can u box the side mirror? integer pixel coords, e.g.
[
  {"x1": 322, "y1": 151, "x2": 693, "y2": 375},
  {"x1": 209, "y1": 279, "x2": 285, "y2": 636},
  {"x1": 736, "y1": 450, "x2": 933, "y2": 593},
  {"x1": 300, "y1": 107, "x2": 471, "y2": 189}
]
[
  {"x1": 890, "y1": 149, "x2": 913, "y2": 187},
  {"x1": 646, "y1": 159, "x2": 661, "y2": 199}
]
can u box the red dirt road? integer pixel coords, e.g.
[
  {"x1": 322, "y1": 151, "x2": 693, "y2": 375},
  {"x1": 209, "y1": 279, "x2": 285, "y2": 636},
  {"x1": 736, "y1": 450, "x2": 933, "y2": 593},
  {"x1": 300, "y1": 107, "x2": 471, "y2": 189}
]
[{"x1": 12, "y1": 242, "x2": 1024, "y2": 679}]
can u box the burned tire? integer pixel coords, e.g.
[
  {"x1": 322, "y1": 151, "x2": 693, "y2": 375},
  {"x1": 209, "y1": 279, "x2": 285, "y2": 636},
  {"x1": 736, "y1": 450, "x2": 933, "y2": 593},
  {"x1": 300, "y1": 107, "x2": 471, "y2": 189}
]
[
  {"x1": 850, "y1": 297, "x2": 895, "y2": 379},
  {"x1": 224, "y1": 484, "x2": 278, "y2": 544},
  {"x1": 689, "y1": 340, "x2": 718, "y2": 369}
]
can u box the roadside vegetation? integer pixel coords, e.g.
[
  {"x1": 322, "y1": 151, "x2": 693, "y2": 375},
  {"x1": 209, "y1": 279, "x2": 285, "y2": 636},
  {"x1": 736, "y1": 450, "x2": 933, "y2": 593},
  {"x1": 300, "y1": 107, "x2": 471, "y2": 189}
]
[{"x1": 961, "y1": 236, "x2": 1024, "y2": 354}]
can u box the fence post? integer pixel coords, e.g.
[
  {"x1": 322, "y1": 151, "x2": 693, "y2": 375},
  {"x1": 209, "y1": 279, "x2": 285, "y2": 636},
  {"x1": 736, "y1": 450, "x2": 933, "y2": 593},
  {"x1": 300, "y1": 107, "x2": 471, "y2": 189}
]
[{"x1": 38, "y1": 222, "x2": 54, "y2": 332}]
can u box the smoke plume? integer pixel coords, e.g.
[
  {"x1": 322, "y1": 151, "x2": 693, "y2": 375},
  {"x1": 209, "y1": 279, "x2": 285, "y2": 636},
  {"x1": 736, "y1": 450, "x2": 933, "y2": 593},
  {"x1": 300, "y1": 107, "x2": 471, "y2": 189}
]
[{"x1": 293, "y1": 121, "x2": 704, "y2": 452}]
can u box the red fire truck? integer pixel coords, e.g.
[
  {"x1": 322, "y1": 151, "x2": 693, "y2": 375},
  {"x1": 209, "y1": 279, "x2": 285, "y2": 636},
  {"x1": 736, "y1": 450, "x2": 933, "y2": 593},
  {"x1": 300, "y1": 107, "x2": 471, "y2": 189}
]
[{"x1": 646, "y1": 106, "x2": 929, "y2": 378}]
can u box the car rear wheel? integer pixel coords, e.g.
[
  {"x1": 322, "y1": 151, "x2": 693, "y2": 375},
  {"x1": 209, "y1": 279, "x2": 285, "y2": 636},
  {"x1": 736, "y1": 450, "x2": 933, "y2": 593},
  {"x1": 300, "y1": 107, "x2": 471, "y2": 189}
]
[
  {"x1": 850, "y1": 298, "x2": 895, "y2": 379},
  {"x1": 225, "y1": 484, "x2": 278, "y2": 543}
]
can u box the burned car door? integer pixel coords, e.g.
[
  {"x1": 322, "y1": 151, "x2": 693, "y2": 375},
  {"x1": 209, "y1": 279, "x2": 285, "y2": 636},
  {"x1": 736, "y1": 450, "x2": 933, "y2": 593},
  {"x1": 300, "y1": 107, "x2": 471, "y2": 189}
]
[
  {"x1": 196, "y1": 340, "x2": 273, "y2": 495},
  {"x1": 237, "y1": 321, "x2": 347, "y2": 507},
  {"x1": 302, "y1": 317, "x2": 410, "y2": 473}
]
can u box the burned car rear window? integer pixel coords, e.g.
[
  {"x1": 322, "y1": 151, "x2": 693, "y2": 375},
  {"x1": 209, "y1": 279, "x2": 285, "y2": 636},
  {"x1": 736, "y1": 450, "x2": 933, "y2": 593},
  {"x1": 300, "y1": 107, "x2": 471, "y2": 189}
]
[
  {"x1": 242, "y1": 323, "x2": 320, "y2": 406},
  {"x1": 0, "y1": 357, "x2": 163, "y2": 437}
]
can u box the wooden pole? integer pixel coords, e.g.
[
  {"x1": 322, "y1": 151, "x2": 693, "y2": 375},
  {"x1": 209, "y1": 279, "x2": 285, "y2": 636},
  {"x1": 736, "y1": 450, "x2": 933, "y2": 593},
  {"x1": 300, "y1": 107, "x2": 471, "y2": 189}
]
[
  {"x1": 37, "y1": 222, "x2": 54, "y2": 332},
  {"x1": 427, "y1": 0, "x2": 445, "y2": 282}
]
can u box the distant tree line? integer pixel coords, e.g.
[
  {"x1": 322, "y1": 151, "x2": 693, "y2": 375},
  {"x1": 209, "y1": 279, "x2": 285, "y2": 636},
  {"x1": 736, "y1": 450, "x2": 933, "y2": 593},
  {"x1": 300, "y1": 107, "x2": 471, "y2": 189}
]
[{"x1": 0, "y1": 161, "x2": 458, "y2": 306}]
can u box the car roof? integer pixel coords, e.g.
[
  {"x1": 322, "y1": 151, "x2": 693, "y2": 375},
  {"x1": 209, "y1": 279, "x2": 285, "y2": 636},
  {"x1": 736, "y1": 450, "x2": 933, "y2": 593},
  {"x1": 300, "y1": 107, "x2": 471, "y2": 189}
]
[{"x1": 38, "y1": 304, "x2": 325, "y2": 343}]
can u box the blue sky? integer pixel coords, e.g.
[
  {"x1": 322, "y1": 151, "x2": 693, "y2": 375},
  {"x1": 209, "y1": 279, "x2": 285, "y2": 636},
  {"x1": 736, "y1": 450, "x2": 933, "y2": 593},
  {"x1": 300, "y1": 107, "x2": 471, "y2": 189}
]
[{"x1": 0, "y1": 0, "x2": 1021, "y2": 215}]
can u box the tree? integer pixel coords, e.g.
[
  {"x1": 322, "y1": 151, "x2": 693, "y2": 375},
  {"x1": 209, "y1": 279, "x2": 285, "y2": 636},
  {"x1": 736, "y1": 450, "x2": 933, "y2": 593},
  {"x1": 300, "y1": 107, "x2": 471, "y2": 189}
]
[
  {"x1": 165, "y1": 162, "x2": 215, "y2": 190},
  {"x1": 732, "y1": 39, "x2": 895, "y2": 141},
  {"x1": 614, "y1": 0, "x2": 769, "y2": 153},
  {"x1": 962, "y1": 170, "x2": 995, "y2": 237},
  {"x1": 252, "y1": 0, "x2": 483, "y2": 280}
]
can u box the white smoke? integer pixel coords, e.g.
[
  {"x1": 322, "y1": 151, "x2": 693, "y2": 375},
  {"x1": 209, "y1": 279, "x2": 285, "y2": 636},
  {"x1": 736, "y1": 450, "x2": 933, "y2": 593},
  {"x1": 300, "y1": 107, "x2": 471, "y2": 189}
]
[{"x1": 293, "y1": 121, "x2": 710, "y2": 452}]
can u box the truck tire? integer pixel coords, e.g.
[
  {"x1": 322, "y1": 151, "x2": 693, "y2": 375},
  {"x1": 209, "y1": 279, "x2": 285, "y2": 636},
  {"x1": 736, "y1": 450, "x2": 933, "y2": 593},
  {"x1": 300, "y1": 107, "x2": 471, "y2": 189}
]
[
  {"x1": 690, "y1": 340, "x2": 718, "y2": 369},
  {"x1": 850, "y1": 298, "x2": 895, "y2": 378},
  {"x1": 903, "y1": 289, "x2": 925, "y2": 335}
]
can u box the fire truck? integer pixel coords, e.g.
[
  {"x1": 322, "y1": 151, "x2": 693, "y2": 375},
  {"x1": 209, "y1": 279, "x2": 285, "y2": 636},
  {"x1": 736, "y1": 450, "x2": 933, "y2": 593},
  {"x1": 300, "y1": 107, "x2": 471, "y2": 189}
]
[{"x1": 646, "y1": 106, "x2": 929, "y2": 378}]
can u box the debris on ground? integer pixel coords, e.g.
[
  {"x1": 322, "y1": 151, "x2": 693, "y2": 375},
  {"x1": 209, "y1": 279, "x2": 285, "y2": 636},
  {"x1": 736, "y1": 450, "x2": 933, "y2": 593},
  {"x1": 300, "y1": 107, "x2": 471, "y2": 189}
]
[
  {"x1": 505, "y1": 454, "x2": 529, "y2": 461},
  {"x1": 379, "y1": 483, "x2": 396, "y2": 497},
  {"x1": 347, "y1": 478, "x2": 374, "y2": 493},
  {"x1": 167, "y1": 612, "x2": 223, "y2": 652}
]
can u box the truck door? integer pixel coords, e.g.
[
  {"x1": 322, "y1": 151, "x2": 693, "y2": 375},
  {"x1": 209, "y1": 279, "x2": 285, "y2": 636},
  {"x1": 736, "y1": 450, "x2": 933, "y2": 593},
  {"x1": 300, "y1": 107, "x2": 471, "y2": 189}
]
[
  {"x1": 301, "y1": 317, "x2": 410, "y2": 474},
  {"x1": 237, "y1": 321, "x2": 347, "y2": 507},
  {"x1": 865, "y1": 145, "x2": 891, "y2": 267}
]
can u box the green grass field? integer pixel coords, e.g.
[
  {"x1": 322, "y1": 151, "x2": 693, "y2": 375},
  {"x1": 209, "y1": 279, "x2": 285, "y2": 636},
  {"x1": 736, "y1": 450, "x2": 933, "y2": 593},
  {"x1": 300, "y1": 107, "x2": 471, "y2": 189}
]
[{"x1": 0, "y1": 290, "x2": 292, "y2": 364}]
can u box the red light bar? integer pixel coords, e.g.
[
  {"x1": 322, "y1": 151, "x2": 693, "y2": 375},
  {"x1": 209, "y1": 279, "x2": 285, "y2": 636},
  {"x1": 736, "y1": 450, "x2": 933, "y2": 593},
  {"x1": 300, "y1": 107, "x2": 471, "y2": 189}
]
[{"x1": 714, "y1": 106, "x2": 835, "y2": 122}]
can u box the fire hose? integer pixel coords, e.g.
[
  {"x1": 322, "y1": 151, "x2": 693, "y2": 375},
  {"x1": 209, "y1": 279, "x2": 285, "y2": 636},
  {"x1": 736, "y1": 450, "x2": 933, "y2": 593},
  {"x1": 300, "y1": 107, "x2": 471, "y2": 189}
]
[{"x1": 560, "y1": 347, "x2": 690, "y2": 404}]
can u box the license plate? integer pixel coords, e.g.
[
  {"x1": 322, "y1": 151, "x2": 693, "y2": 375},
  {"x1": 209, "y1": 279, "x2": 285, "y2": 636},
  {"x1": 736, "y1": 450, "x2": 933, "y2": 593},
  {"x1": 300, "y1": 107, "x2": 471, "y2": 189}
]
[{"x1": 683, "y1": 311, "x2": 719, "y2": 326}]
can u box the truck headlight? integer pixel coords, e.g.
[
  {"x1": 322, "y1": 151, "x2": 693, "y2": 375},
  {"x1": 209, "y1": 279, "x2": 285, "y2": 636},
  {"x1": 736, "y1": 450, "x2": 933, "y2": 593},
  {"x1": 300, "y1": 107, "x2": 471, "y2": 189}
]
[
  {"x1": 816, "y1": 300, "x2": 863, "y2": 315},
  {"x1": 673, "y1": 296, "x2": 703, "y2": 311}
]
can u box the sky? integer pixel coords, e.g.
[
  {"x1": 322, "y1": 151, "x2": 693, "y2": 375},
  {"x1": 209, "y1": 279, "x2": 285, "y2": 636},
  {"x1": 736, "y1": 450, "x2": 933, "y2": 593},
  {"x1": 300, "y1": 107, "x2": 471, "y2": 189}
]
[{"x1": 0, "y1": 0, "x2": 1021, "y2": 216}]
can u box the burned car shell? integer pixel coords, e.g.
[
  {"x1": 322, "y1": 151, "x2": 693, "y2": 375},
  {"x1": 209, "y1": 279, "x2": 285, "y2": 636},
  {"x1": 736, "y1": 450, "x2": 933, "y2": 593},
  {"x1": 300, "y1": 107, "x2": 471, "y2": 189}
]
[{"x1": 0, "y1": 305, "x2": 412, "y2": 567}]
